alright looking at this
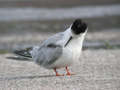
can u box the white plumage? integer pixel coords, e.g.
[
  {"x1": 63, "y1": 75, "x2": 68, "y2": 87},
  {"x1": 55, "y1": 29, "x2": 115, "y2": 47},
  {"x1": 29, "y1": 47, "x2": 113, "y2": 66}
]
[{"x1": 14, "y1": 19, "x2": 87, "y2": 76}]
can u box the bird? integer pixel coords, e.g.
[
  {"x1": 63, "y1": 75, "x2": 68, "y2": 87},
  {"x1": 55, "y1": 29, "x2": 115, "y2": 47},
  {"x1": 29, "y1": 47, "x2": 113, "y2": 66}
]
[{"x1": 13, "y1": 19, "x2": 88, "y2": 76}]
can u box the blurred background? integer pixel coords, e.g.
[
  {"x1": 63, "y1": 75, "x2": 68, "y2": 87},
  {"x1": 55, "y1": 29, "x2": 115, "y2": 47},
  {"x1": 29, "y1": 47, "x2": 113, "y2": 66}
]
[
  {"x1": 0, "y1": 0, "x2": 120, "y2": 53},
  {"x1": 0, "y1": 1, "x2": 120, "y2": 89}
]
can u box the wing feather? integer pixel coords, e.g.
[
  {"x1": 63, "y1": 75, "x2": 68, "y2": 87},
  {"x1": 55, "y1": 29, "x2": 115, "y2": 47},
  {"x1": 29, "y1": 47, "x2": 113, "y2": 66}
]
[{"x1": 32, "y1": 33, "x2": 64, "y2": 67}]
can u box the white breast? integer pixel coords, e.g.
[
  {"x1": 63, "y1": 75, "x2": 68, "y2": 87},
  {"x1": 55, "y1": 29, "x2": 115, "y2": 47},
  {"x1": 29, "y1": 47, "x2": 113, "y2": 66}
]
[{"x1": 49, "y1": 36, "x2": 84, "y2": 69}]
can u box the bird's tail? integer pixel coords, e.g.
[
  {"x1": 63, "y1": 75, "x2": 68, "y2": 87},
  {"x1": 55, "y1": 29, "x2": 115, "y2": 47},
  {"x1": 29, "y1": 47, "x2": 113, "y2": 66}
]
[{"x1": 13, "y1": 47, "x2": 33, "y2": 59}]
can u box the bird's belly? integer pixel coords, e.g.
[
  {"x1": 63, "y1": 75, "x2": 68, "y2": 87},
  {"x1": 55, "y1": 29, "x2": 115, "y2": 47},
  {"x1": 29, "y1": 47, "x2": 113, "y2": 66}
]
[{"x1": 49, "y1": 46, "x2": 81, "y2": 69}]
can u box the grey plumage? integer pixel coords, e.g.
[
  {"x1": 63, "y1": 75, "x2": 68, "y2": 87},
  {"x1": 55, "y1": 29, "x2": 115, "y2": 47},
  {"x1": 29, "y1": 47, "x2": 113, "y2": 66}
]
[
  {"x1": 13, "y1": 19, "x2": 88, "y2": 73},
  {"x1": 13, "y1": 47, "x2": 33, "y2": 58},
  {"x1": 31, "y1": 32, "x2": 70, "y2": 68},
  {"x1": 14, "y1": 32, "x2": 71, "y2": 68},
  {"x1": 33, "y1": 44, "x2": 62, "y2": 68}
]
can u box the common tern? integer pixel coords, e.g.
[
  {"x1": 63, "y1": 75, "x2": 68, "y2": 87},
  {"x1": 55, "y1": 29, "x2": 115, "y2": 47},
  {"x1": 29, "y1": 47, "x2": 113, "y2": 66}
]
[{"x1": 14, "y1": 19, "x2": 88, "y2": 76}]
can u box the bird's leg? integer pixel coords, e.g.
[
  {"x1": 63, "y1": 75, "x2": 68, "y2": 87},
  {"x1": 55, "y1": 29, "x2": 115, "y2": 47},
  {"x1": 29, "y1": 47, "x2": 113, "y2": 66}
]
[
  {"x1": 65, "y1": 66, "x2": 74, "y2": 76},
  {"x1": 54, "y1": 68, "x2": 64, "y2": 76}
]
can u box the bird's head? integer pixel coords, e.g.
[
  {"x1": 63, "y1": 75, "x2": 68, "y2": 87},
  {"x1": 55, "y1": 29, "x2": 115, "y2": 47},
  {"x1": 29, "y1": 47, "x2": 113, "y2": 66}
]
[{"x1": 71, "y1": 19, "x2": 87, "y2": 35}]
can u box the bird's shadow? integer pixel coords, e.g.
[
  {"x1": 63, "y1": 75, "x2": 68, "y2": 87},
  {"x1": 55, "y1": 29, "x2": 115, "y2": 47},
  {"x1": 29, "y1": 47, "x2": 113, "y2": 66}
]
[
  {"x1": 4, "y1": 57, "x2": 59, "y2": 81},
  {"x1": 0, "y1": 74, "x2": 57, "y2": 81},
  {"x1": 4, "y1": 57, "x2": 65, "y2": 81}
]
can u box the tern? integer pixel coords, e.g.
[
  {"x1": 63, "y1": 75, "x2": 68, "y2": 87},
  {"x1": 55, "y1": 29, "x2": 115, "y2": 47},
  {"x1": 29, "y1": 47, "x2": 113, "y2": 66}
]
[{"x1": 14, "y1": 19, "x2": 88, "y2": 76}]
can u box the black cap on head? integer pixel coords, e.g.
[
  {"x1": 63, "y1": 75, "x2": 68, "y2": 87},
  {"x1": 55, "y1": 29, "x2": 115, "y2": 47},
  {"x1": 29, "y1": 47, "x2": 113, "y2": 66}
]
[{"x1": 71, "y1": 19, "x2": 87, "y2": 34}]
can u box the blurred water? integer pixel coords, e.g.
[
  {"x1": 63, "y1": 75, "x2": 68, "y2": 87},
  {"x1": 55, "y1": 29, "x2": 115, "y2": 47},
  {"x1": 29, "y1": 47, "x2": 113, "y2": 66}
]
[
  {"x1": 0, "y1": 2, "x2": 120, "y2": 51},
  {"x1": 0, "y1": 5, "x2": 120, "y2": 21}
]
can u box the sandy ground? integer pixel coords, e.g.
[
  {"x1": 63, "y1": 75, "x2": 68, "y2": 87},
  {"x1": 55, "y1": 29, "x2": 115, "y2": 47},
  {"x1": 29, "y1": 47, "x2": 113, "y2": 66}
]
[{"x1": 0, "y1": 49, "x2": 120, "y2": 90}]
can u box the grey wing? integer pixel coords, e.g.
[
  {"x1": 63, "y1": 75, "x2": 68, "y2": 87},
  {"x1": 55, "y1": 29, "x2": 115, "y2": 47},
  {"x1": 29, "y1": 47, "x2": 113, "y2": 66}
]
[
  {"x1": 35, "y1": 44, "x2": 62, "y2": 67},
  {"x1": 32, "y1": 32, "x2": 64, "y2": 68},
  {"x1": 43, "y1": 32, "x2": 65, "y2": 46}
]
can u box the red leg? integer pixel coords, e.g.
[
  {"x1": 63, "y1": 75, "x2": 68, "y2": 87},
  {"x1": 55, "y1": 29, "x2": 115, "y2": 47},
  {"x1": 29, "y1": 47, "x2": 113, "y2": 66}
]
[
  {"x1": 54, "y1": 68, "x2": 64, "y2": 76},
  {"x1": 65, "y1": 66, "x2": 71, "y2": 75},
  {"x1": 65, "y1": 66, "x2": 74, "y2": 76}
]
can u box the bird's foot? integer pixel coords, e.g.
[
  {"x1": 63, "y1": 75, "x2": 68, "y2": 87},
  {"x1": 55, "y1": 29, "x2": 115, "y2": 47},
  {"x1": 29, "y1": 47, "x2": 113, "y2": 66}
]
[
  {"x1": 56, "y1": 73, "x2": 64, "y2": 76},
  {"x1": 65, "y1": 66, "x2": 75, "y2": 76},
  {"x1": 54, "y1": 68, "x2": 64, "y2": 76},
  {"x1": 66, "y1": 72, "x2": 75, "y2": 76}
]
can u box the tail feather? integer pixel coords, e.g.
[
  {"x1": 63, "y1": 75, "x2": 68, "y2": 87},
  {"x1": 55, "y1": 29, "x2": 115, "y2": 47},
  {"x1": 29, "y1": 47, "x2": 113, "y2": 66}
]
[{"x1": 13, "y1": 47, "x2": 33, "y2": 58}]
